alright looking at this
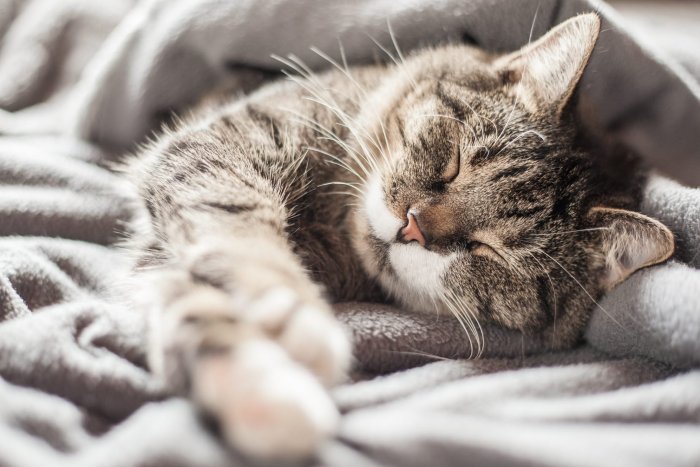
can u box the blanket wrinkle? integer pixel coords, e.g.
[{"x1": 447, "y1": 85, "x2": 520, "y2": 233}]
[
  {"x1": 337, "y1": 412, "x2": 700, "y2": 467},
  {"x1": 0, "y1": 0, "x2": 699, "y2": 466},
  {"x1": 332, "y1": 346, "x2": 674, "y2": 412}
]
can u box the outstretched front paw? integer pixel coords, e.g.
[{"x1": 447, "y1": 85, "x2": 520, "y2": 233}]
[
  {"x1": 148, "y1": 282, "x2": 351, "y2": 460},
  {"x1": 194, "y1": 339, "x2": 340, "y2": 460}
]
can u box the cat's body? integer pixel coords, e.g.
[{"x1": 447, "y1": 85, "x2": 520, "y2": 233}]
[
  {"x1": 124, "y1": 14, "x2": 673, "y2": 460},
  {"x1": 132, "y1": 65, "x2": 386, "y2": 301}
]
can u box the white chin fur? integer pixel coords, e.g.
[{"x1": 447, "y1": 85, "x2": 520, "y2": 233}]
[
  {"x1": 388, "y1": 244, "x2": 457, "y2": 301},
  {"x1": 364, "y1": 175, "x2": 403, "y2": 242}
]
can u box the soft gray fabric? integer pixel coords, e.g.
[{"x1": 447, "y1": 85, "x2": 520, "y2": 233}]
[
  {"x1": 65, "y1": 0, "x2": 700, "y2": 185},
  {"x1": 0, "y1": 0, "x2": 699, "y2": 466}
]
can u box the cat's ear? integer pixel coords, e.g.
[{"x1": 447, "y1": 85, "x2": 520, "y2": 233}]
[
  {"x1": 587, "y1": 207, "x2": 674, "y2": 290},
  {"x1": 494, "y1": 13, "x2": 601, "y2": 116}
]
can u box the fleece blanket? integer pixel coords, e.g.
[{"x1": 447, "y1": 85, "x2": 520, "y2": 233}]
[{"x1": 0, "y1": 0, "x2": 699, "y2": 466}]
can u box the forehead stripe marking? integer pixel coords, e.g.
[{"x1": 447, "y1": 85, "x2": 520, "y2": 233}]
[{"x1": 436, "y1": 84, "x2": 468, "y2": 121}]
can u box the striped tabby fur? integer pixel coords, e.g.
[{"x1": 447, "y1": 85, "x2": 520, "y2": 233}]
[{"x1": 124, "y1": 14, "x2": 673, "y2": 460}]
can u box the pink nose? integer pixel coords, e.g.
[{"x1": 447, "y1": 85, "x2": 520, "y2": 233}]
[{"x1": 400, "y1": 210, "x2": 426, "y2": 247}]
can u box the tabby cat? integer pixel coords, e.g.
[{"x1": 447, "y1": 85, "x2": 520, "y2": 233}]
[{"x1": 125, "y1": 13, "x2": 674, "y2": 460}]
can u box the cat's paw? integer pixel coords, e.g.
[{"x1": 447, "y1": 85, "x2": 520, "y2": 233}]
[
  {"x1": 193, "y1": 339, "x2": 339, "y2": 460},
  {"x1": 243, "y1": 286, "x2": 352, "y2": 387},
  {"x1": 147, "y1": 283, "x2": 350, "y2": 459}
]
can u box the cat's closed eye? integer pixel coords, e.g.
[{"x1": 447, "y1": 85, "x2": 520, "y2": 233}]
[
  {"x1": 430, "y1": 150, "x2": 460, "y2": 192},
  {"x1": 464, "y1": 240, "x2": 487, "y2": 253},
  {"x1": 465, "y1": 240, "x2": 503, "y2": 261},
  {"x1": 441, "y1": 144, "x2": 461, "y2": 184}
]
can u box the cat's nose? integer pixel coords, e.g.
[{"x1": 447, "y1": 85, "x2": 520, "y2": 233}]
[{"x1": 399, "y1": 209, "x2": 427, "y2": 247}]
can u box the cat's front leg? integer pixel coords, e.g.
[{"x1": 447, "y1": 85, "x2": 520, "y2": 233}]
[{"x1": 140, "y1": 237, "x2": 351, "y2": 460}]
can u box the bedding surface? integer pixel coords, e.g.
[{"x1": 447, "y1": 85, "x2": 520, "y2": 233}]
[{"x1": 0, "y1": 0, "x2": 699, "y2": 466}]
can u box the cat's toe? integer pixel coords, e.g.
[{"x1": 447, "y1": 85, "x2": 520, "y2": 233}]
[
  {"x1": 244, "y1": 287, "x2": 352, "y2": 387},
  {"x1": 148, "y1": 284, "x2": 243, "y2": 391},
  {"x1": 194, "y1": 339, "x2": 339, "y2": 460},
  {"x1": 278, "y1": 304, "x2": 352, "y2": 387}
]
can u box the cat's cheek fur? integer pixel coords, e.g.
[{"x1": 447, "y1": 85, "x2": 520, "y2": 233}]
[{"x1": 364, "y1": 175, "x2": 403, "y2": 242}]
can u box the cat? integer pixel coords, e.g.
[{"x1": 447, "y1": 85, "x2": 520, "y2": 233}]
[{"x1": 123, "y1": 13, "x2": 674, "y2": 460}]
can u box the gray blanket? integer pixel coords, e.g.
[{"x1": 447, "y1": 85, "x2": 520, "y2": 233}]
[{"x1": 1, "y1": 0, "x2": 699, "y2": 466}]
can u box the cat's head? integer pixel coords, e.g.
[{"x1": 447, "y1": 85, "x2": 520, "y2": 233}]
[{"x1": 351, "y1": 14, "x2": 674, "y2": 347}]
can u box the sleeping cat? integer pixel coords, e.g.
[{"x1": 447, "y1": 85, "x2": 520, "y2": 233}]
[{"x1": 124, "y1": 13, "x2": 674, "y2": 460}]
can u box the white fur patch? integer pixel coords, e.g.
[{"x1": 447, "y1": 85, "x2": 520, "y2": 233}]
[
  {"x1": 388, "y1": 244, "x2": 457, "y2": 297},
  {"x1": 364, "y1": 175, "x2": 403, "y2": 242},
  {"x1": 194, "y1": 340, "x2": 339, "y2": 460}
]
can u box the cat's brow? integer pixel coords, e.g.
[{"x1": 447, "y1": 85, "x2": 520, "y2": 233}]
[{"x1": 436, "y1": 83, "x2": 468, "y2": 122}]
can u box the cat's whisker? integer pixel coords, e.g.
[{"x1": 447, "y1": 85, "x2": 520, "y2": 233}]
[
  {"x1": 311, "y1": 133, "x2": 370, "y2": 181},
  {"x1": 440, "y1": 289, "x2": 475, "y2": 358},
  {"x1": 372, "y1": 112, "x2": 393, "y2": 171},
  {"x1": 414, "y1": 113, "x2": 467, "y2": 126},
  {"x1": 459, "y1": 97, "x2": 498, "y2": 137},
  {"x1": 387, "y1": 19, "x2": 407, "y2": 67},
  {"x1": 338, "y1": 39, "x2": 351, "y2": 75},
  {"x1": 416, "y1": 113, "x2": 479, "y2": 142},
  {"x1": 272, "y1": 54, "x2": 314, "y2": 82},
  {"x1": 462, "y1": 144, "x2": 491, "y2": 151},
  {"x1": 309, "y1": 45, "x2": 392, "y2": 169},
  {"x1": 276, "y1": 55, "x2": 382, "y2": 175},
  {"x1": 322, "y1": 191, "x2": 363, "y2": 202},
  {"x1": 444, "y1": 288, "x2": 481, "y2": 359},
  {"x1": 318, "y1": 180, "x2": 363, "y2": 189},
  {"x1": 527, "y1": 4, "x2": 540, "y2": 43},
  {"x1": 318, "y1": 180, "x2": 364, "y2": 195},
  {"x1": 333, "y1": 40, "x2": 396, "y2": 171},
  {"x1": 294, "y1": 88, "x2": 381, "y2": 175},
  {"x1": 319, "y1": 188, "x2": 364, "y2": 201},
  {"x1": 366, "y1": 32, "x2": 419, "y2": 92},
  {"x1": 530, "y1": 227, "x2": 611, "y2": 237},
  {"x1": 278, "y1": 52, "x2": 395, "y2": 186},
  {"x1": 537, "y1": 248, "x2": 626, "y2": 330},
  {"x1": 390, "y1": 349, "x2": 451, "y2": 362},
  {"x1": 457, "y1": 306, "x2": 482, "y2": 359},
  {"x1": 278, "y1": 57, "x2": 375, "y2": 148},
  {"x1": 279, "y1": 155, "x2": 313, "y2": 207},
  {"x1": 317, "y1": 138, "x2": 374, "y2": 181},
  {"x1": 283, "y1": 109, "x2": 373, "y2": 182},
  {"x1": 306, "y1": 146, "x2": 368, "y2": 182},
  {"x1": 493, "y1": 129, "x2": 546, "y2": 158},
  {"x1": 451, "y1": 289, "x2": 485, "y2": 358},
  {"x1": 497, "y1": 5, "x2": 540, "y2": 143},
  {"x1": 297, "y1": 116, "x2": 365, "y2": 163},
  {"x1": 317, "y1": 189, "x2": 363, "y2": 208},
  {"x1": 495, "y1": 246, "x2": 529, "y2": 276},
  {"x1": 387, "y1": 17, "x2": 419, "y2": 94},
  {"x1": 310, "y1": 46, "x2": 369, "y2": 102},
  {"x1": 517, "y1": 129, "x2": 547, "y2": 144},
  {"x1": 525, "y1": 250, "x2": 559, "y2": 344},
  {"x1": 304, "y1": 102, "x2": 382, "y2": 174},
  {"x1": 328, "y1": 118, "x2": 384, "y2": 171},
  {"x1": 496, "y1": 96, "x2": 518, "y2": 144}
]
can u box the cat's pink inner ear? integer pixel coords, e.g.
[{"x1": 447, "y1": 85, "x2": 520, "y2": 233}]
[
  {"x1": 494, "y1": 13, "x2": 601, "y2": 115},
  {"x1": 587, "y1": 207, "x2": 675, "y2": 290}
]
